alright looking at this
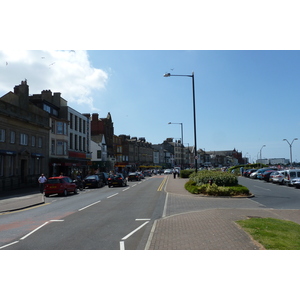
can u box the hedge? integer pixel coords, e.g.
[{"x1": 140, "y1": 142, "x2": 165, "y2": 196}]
[{"x1": 189, "y1": 170, "x2": 238, "y2": 187}]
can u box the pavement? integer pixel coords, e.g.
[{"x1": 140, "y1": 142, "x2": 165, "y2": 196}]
[{"x1": 2, "y1": 177, "x2": 300, "y2": 249}]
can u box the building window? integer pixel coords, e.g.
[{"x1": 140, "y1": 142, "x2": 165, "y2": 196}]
[
  {"x1": 0, "y1": 156, "x2": 3, "y2": 176},
  {"x1": 97, "y1": 150, "x2": 102, "y2": 159},
  {"x1": 8, "y1": 155, "x2": 14, "y2": 176},
  {"x1": 10, "y1": 131, "x2": 15, "y2": 144},
  {"x1": 83, "y1": 120, "x2": 86, "y2": 134},
  {"x1": 57, "y1": 122, "x2": 63, "y2": 134},
  {"x1": 79, "y1": 136, "x2": 82, "y2": 151},
  {"x1": 38, "y1": 137, "x2": 42, "y2": 148},
  {"x1": 83, "y1": 137, "x2": 86, "y2": 151},
  {"x1": 75, "y1": 116, "x2": 78, "y2": 131},
  {"x1": 56, "y1": 141, "x2": 63, "y2": 155},
  {"x1": 43, "y1": 104, "x2": 51, "y2": 113},
  {"x1": 74, "y1": 135, "x2": 78, "y2": 150},
  {"x1": 79, "y1": 118, "x2": 82, "y2": 132},
  {"x1": 20, "y1": 133, "x2": 28, "y2": 145},
  {"x1": 69, "y1": 133, "x2": 73, "y2": 149},
  {"x1": 31, "y1": 135, "x2": 36, "y2": 147},
  {"x1": 69, "y1": 113, "x2": 73, "y2": 129},
  {"x1": 0, "y1": 129, "x2": 5, "y2": 142},
  {"x1": 51, "y1": 139, "x2": 55, "y2": 154}
]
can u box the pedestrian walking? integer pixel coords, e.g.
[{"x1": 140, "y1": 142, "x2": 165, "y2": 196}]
[
  {"x1": 38, "y1": 173, "x2": 47, "y2": 193},
  {"x1": 173, "y1": 169, "x2": 176, "y2": 179}
]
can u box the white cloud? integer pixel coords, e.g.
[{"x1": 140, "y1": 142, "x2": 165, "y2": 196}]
[{"x1": 0, "y1": 50, "x2": 108, "y2": 110}]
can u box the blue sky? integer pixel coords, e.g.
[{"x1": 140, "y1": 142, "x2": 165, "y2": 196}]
[{"x1": 1, "y1": 50, "x2": 300, "y2": 163}]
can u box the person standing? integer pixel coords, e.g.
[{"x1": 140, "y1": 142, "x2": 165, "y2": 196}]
[{"x1": 38, "y1": 173, "x2": 47, "y2": 193}]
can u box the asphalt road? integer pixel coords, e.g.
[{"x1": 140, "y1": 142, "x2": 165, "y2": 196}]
[
  {"x1": 0, "y1": 176, "x2": 166, "y2": 250},
  {"x1": 238, "y1": 176, "x2": 300, "y2": 209}
]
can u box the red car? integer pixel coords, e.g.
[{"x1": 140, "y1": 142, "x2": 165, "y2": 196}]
[{"x1": 44, "y1": 176, "x2": 78, "y2": 197}]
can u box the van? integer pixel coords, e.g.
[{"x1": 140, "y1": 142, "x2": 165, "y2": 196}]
[{"x1": 283, "y1": 169, "x2": 300, "y2": 186}]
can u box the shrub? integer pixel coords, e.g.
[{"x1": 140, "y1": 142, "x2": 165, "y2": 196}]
[
  {"x1": 180, "y1": 169, "x2": 195, "y2": 178},
  {"x1": 189, "y1": 170, "x2": 238, "y2": 187}
]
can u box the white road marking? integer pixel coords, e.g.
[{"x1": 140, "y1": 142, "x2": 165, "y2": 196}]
[
  {"x1": 162, "y1": 192, "x2": 169, "y2": 218},
  {"x1": 78, "y1": 201, "x2": 101, "y2": 211},
  {"x1": 20, "y1": 219, "x2": 65, "y2": 240},
  {"x1": 120, "y1": 241, "x2": 125, "y2": 250},
  {"x1": 254, "y1": 185, "x2": 271, "y2": 191},
  {"x1": 122, "y1": 187, "x2": 130, "y2": 191},
  {"x1": 132, "y1": 184, "x2": 137, "y2": 187},
  {"x1": 121, "y1": 221, "x2": 149, "y2": 240},
  {"x1": 0, "y1": 241, "x2": 19, "y2": 250},
  {"x1": 135, "y1": 219, "x2": 151, "y2": 221},
  {"x1": 20, "y1": 222, "x2": 49, "y2": 240},
  {"x1": 107, "y1": 193, "x2": 118, "y2": 199}
]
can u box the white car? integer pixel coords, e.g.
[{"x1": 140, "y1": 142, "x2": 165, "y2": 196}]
[
  {"x1": 291, "y1": 177, "x2": 300, "y2": 188},
  {"x1": 164, "y1": 169, "x2": 172, "y2": 174},
  {"x1": 270, "y1": 171, "x2": 285, "y2": 184}
]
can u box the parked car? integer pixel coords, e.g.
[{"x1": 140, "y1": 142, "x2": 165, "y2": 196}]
[
  {"x1": 291, "y1": 177, "x2": 300, "y2": 188},
  {"x1": 137, "y1": 172, "x2": 144, "y2": 179},
  {"x1": 256, "y1": 168, "x2": 278, "y2": 180},
  {"x1": 261, "y1": 170, "x2": 276, "y2": 182},
  {"x1": 128, "y1": 172, "x2": 141, "y2": 181},
  {"x1": 82, "y1": 175, "x2": 104, "y2": 188},
  {"x1": 284, "y1": 169, "x2": 300, "y2": 186},
  {"x1": 143, "y1": 170, "x2": 152, "y2": 177},
  {"x1": 98, "y1": 172, "x2": 109, "y2": 185},
  {"x1": 164, "y1": 169, "x2": 172, "y2": 174},
  {"x1": 108, "y1": 173, "x2": 128, "y2": 187},
  {"x1": 270, "y1": 171, "x2": 285, "y2": 184},
  {"x1": 243, "y1": 169, "x2": 257, "y2": 177},
  {"x1": 44, "y1": 176, "x2": 78, "y2": 197}
]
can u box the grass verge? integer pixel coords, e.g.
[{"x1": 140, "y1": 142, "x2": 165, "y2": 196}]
[{"x1": 236, "y1": 218, "x2": 300, "y2": 250}]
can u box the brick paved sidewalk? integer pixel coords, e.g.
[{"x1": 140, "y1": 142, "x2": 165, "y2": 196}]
[{"x1": 146, "y1": 175, "x2": 300, "y2": 250}]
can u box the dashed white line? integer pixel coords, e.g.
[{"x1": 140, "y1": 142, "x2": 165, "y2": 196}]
[
  {"x1": 107, "y1": 193, "x2": 118, "y2": 199},
  {"x1": 78, "y1": 201, "x2": 101, "y2": 211}
]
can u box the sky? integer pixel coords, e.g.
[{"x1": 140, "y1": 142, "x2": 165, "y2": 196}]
[{"x1": 1, "y1": 50, "x2": 300, "y2": 163}]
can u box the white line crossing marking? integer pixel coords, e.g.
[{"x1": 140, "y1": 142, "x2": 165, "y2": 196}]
[{"x1": 121, "y1": 221, "x2": 149, "y2": 241}]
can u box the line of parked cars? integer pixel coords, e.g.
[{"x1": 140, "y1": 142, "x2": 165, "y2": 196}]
[
  {"x1": 44, "y1": 169, "x2": 158, "y2": 196},
  {"x1": 243, "y1": 167, "x2": 300, "y2": 188}
]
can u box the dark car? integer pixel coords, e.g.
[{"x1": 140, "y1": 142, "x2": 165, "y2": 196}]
[
  {"x1": 243, "y1": 169, "x2": 257, "y2": 177},
  {"x1": 108, "y1": 173, "x2": 127, "y2": 187},
  {"x1": 143, "y1": 170, "x2": 152, "y2": 177},
  {"x1": 261, "y1": 170, "x2": 276, "y2": 182},
  {"x1": 83, "y1": 175, "x2": 104, "y2": 188},
  {"x1": 44, "y1": 176, "x2": 78, "y2": 197},
  {"x1": 128, "y1": 172, "x2": 140, "y2": 181}
]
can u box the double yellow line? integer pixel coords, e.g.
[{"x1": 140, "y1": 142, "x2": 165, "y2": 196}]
[{"x1": 157, "y1": 176, "x2": 167, "y2": 191}]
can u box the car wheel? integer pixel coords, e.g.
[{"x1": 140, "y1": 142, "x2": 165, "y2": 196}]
[
  {"x1": 45, "y1": 194, "x2": 49, "y2": 197},
  {"x1": 74, "y1": 188, "x2": 78, "y2": 194},
  {"x1": 63, "y1": 189, "x2": 68, "y2": 196}
]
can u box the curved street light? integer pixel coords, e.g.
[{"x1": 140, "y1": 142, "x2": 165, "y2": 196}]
[
  {"x1": 283, "y1": 138, "x2": 298, "y2": 167},
  {"x1": 164, "y1": 72, "x2": 197, "y2": 172}
]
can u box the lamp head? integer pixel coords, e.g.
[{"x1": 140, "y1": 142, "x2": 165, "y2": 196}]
[{"x1": 163, "y1": 73, "x2": 171, "y2": 77}]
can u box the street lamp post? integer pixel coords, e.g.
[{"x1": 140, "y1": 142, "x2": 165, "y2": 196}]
[
  {"x1": 164, "y1": 72, "x2": 198, "y2": 172},
  {"x1": 259, "y1": 145, "x2": 266, "y2": 168},
  {"x1": 168, "y1": 122, "x2": 183, "y2": 169},
  {"x1": 283, "y1": 138, "x2": 298, "y2": 167}
]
